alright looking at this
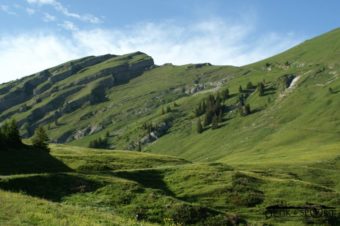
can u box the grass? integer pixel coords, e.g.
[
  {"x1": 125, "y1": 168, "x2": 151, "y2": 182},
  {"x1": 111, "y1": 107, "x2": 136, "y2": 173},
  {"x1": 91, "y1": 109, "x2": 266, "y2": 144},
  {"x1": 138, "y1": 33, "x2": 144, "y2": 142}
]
[
  {"x1": 1, "y1": 144, "x2": 339, "y2": 225},
  {"x1": 0, "y1": 190, "x2": 156, "y2": 226},
  {"x1": 1, "y1": 28, "x2": 340, "y2": 225}
]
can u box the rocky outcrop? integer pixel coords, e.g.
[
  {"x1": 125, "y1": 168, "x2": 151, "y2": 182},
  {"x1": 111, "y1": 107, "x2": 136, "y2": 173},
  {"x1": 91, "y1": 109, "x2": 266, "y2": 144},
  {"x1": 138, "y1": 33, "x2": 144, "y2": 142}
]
[
  {"x1": 140, "y1": 121, "x2": 171, "y2": 145},
  {"x1": 20, "y1": 86, "x2": 83, "y2": 130},
  {"x1": 48, "y1": 54, "x2": 115, "y2": 83},
  {"x1": 0, "y1": 51, "x2": 155, "y2": 144},
  {"x1": 0, "y1": 70, "x2": 50, "y2": 112}
]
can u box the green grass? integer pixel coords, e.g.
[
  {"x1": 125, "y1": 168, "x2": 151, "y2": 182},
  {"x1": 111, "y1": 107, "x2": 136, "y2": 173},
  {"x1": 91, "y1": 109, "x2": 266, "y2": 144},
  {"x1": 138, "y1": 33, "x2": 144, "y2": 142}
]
[
  {"x1": 0, "y1": 190, "x2": 156, "y2": 226},
  {"x1": 1, "y1": 28, "x2": 340, "y2": 225},
  {"x1": 1, "y1": 144, "x2": 339, "y2": 225}
]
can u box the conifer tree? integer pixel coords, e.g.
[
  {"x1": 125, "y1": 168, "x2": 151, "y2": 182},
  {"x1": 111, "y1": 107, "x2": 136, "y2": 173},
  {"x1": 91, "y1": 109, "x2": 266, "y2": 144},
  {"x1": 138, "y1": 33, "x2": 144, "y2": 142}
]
[
  {"x1": 32, "y1": 126, "x2": 50, "y2": 151},
  {"x1": 258, "y1": 82, "x2": 265, "y2": 96},
  {"x1": 0, "y1": 119, "x2": 22, "y2": 148},
  {"x1": 222, "y1": 88, "x2": 229, "y2": 100},
  {"x1": 239, "y1": 94, "x2": 245, "y2": 106},
  {"x1": 247, "y1": 82, "x2": 254, "y2": 90},
  {"x1": 203, "y1": 111, "x2": 212, "y2": 127},
  {"x1": 245, "y1": 104, "x2": 251, "y2": 115},
  {"x1": 218, "y1": 111, "x2": 223, "y2": 123},
  {"x1": 211, "y1": 115, "x2": 219, "y2": 129},
  {"x1": 196, "y1": 118, "x2": 203, "y2": 133}
]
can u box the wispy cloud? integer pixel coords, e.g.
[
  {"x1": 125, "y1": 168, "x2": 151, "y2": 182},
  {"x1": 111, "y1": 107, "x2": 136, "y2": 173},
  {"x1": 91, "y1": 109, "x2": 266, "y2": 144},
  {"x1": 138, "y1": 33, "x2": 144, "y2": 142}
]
[
  {"x1": 43, "y1": 12, "x2": 56, "y2": 22},
  {"x1": 59, "y1": 21, "x2": 78, "y2": 31},
  {"x1": 0, "y1": 19, "x2": 302, "y2": 83},
  {"x1": 0, "y1": 5, "x2": 17, "y2": 15},
  {"x1": 26, "y1": 7, "x2": 36, "y2": 15},
  {"x1": 26, "y1": 0, "x2": 102, "y2": 24}
]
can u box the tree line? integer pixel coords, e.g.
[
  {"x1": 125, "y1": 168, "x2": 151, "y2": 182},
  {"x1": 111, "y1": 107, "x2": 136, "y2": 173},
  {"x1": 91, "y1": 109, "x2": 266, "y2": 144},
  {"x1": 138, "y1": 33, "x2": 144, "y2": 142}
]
[{"x1": 195, "y1": 88, "x2": 229, "y2": 133}]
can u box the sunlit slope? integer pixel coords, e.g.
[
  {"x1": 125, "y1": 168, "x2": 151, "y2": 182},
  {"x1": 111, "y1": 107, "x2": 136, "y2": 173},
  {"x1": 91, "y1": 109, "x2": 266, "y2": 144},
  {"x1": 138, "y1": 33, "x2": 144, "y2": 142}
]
[{"x1": 145, "y1": 28, "x2": 340, "y2": 163}]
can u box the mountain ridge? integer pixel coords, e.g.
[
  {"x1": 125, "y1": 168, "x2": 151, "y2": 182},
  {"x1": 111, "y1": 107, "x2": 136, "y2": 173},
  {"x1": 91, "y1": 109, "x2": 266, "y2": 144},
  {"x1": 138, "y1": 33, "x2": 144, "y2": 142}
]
[{"x1": 0, "y1": 28, "x2": 339, "y2": 161}]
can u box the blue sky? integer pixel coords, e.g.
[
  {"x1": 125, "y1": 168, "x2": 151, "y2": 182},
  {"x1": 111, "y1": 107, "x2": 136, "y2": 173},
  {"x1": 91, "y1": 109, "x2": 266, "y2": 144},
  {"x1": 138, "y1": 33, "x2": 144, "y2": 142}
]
[{"x1": 0, "y1": 0, "x2": 339, "y2": 83}]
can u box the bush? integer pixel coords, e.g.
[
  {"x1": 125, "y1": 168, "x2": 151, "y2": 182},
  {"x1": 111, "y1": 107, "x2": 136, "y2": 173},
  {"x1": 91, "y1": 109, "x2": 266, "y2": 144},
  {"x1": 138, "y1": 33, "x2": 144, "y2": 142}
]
[
  {"x1": 167, "y1": 204, "x2": 211, "y2": 225},
  {"x1": 228, "y1": 172, "x2": 264, "y2": 207}
]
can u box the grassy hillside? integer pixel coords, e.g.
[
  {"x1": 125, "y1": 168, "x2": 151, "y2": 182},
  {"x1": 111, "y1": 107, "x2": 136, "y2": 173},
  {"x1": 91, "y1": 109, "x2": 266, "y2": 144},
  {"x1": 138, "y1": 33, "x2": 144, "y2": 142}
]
[
  {"x1": 0, "y1": 28, "x2": 340, "y2": 225},
  {"x1": 144, "y1": 28, "x2": 340, "y2": 163}
]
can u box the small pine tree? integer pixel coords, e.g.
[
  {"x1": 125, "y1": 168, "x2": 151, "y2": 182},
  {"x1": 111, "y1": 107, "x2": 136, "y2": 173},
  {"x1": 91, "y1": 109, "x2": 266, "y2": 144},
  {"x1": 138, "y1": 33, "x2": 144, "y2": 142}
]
[
  {"x1": 244, "y1": 104, "x2": 251, "y2": 115},
  {"x1": 137, "y1": 141, "x2": 142, "y2": 152},
  {"x1": 239, "y1": 85, "x2": 243, "y2": 93},
  {"x1": 218, "y1": 111, "x2": 223, "y2": 123},
  {"x1": 246, "y1": 82, "x2": 254, "y2": 90},
  {"x1": 203, "y1": 111, "x2": 213, "y2": 127},
  {"x1": 89, "y1": 137, "x2": 108, "y2": 149},
  {"x1": 329, "y1": 87, "x2": 334, "y2": 94},
  {"x1": 196, "y1": 118, "x2": 203, "y2": 133},
  {"x1": 32, "y1": 126, "x2": 50, "y2": 151},
  {"x1": 221, "y1": 89, "x2": 229, "y2": 100},
  {"x1": 8, "y1": 119, "x2": 22, "y2": 147},
  {"x1": 239, "y1": 94, "x2": 245, "y2": 106},
  {"x1": 166, "y1": 106, "x2": 171, "y2": 113},
  {"x1": 258, "y1": 82, "x2": 265, "y2": 96},
  {"x1": 211, "y1": 115, "x2": 219, "y2": 129}
]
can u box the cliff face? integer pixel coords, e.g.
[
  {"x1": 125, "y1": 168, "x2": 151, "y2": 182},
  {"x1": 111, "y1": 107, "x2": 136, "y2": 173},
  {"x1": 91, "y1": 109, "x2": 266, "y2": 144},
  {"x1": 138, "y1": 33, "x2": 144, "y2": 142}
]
[{"x1": 0, "y1": 52, "x2": 154, "y2": 138}]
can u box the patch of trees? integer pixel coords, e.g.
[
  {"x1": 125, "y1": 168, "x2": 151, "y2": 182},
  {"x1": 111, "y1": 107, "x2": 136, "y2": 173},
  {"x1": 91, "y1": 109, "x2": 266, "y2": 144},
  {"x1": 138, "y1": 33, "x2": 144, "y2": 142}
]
[
  {"x1": 89, "y1": 136, "x2": 109, "y2": 149},
  {"x1": 195, "y1": 85, "x2": 257, "y2": 133},
  {"x1": 0, "y1": 119, "x2": 22, "y2": 148},
  {"x1": 195, "y1": 89, "x2": 229, "y2": 132},
  {"x1": 88, "y1": 131, "x2": 111, "y2": 149},
  {"x1": 0, "y1": 119, "x2": 50, "y2": 151},
  {"x1": 240, "y1": 81, "x2": 266, "y2": 97}
]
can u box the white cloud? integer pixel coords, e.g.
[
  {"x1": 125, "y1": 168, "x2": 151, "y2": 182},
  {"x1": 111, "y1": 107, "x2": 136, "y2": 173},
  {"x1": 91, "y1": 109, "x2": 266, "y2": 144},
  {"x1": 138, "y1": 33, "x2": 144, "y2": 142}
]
[
  {"x1": 43, "y1": 12, "x2": 56, "y2": 22},
  {"x1": 26, "y1": 0, "x2": 101, "y2": 24},
  {"x1": 59, "y1": 21, "x2": 78, "y2": 31},
  {"x1": 27, "y1": 0, "x2": 56, "y2": 4},
  {"x1": 26, "y1": 7, "x2": 36, "y2": 15},
  {"x1": 71, "y1": 20, "x2": 301, "y2": 66},
  {"x1": 0, "y1": 19, "x2": 302, "y2": 84},
  {"x1": 0, "y1": 5, "x2": 17, "y2": 15}
]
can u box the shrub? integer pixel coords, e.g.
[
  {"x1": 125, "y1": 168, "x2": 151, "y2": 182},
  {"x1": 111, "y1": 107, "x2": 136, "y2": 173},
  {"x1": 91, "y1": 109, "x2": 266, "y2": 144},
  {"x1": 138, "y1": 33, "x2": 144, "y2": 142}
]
[{"x1": 167, "y1": 204, "x2": 211, "y2": 225}]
